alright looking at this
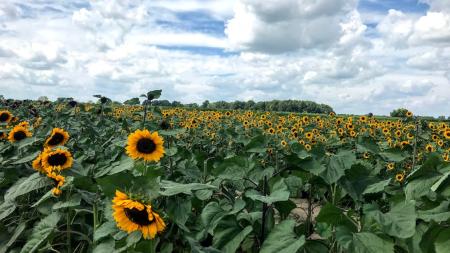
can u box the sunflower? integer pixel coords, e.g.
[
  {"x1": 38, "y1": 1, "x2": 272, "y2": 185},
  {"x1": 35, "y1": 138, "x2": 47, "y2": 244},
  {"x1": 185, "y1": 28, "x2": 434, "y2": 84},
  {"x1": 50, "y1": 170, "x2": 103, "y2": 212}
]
[
  {"x1": 32, "y1": 152, "x2": 46, "y2": 173},
  {"x1": 41, "y1": 148, "x2": 73, "y2": 172},
  {"x1": 0, "y1": 131, "x2": 6, "y2": 139},
  {"x1": 126, "y1": 129, "x2": 164, "y2": 162},
  {"x1": 281, "y1": 140, "x2": 287, "y2": 147},
  {"x1": 406, "y1": 111, "x2": 413, "y2": 117},
  {"x1": 267, "y1": 128, "x2": 275, "y2": 135},
  {"x1": 363, "y1": 152, "x2": 370, "y2": 159},
  {"x1": 304, "y1": 144, "x2": 312, "y2": 151},
  {"x1": 45, "y1": 128, "x2": 70, "y2": 148},
  {"x1": 387, "y1": 163, "x2": 395, "y2": 171},
  {"x1": 444, "y1": 130, "x2": 450, "y2": 140},
  {"x1": 395, "y1": 173, "x2": 405, "y2": 183},
  {"x1": 112, "y1": 190, "x2": 166, "y2": 239},
  {"x1": 8, "y1": 125, "x2": 32, "y2": 142},
  {"x1": 46, "y1": 170, "x2": 65, "y2": 196},
  {"x1": 17, "y1": 121, "x2": 29, "y2": 128},
  {"x1": 425, "y1": 144, "x2": 435, "y2": 153},
  {"x1": 0, "y1": 110, "x2": 12, "y2": 123}
]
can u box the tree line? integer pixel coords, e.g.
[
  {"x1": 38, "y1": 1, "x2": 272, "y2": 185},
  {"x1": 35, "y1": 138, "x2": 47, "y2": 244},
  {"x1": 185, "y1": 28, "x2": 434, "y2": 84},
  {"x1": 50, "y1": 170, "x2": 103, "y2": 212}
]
[{"x1": 142, "y1": 99, "x2": 334, "y2": 114}]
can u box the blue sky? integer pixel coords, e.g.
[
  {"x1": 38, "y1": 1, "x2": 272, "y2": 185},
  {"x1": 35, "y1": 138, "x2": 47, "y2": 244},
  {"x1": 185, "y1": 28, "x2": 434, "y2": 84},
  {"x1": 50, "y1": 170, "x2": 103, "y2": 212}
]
[{"x1": 0, "y1": 0, "x2": 449, "y2": 116}]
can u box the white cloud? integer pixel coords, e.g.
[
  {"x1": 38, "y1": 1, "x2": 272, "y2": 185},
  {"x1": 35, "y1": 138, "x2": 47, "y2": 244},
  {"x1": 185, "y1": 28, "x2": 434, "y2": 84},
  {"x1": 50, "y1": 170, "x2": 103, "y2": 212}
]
[
  {"x1": 0, "y1": 0, "x2": 449, "y2": 116},
  {"x1": 225, "y1": 0, "x2": 364, "y2": 54}
]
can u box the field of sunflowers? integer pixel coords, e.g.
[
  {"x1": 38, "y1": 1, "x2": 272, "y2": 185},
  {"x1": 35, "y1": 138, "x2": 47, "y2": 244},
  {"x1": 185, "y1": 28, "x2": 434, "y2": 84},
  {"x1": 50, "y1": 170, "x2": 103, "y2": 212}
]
[{"x1": 1, "y1": 90, "x2": 450, "y2": 253}]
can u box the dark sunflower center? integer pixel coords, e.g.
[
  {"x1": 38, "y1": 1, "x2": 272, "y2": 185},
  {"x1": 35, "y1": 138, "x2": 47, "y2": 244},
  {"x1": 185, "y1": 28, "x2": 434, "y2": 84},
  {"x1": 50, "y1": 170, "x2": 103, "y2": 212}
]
[
  {"x1": 48, "y1": 133, "x2": 64, "y2": 146},
  {"x1": 124, "y1": 208, "x2": 152, "y2": 226},
  {"x1": 0, "y1": 113, "x2": 9, "y2": 122},
  {"x1": 48, "y1": 153, "x2": 68, "y2": 166},
  {"x1": 13, "y1": 131, "x2": 26, "y2": 141},
  {"x1": 136, "y1": 138, "x2": 156, "y2": 154}
]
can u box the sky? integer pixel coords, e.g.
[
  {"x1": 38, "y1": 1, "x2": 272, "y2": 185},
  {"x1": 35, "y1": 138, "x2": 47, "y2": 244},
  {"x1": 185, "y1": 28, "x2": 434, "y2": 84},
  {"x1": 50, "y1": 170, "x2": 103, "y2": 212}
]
[{"x1": 0, "y1": 0, "x2": 449, "y2": 116}]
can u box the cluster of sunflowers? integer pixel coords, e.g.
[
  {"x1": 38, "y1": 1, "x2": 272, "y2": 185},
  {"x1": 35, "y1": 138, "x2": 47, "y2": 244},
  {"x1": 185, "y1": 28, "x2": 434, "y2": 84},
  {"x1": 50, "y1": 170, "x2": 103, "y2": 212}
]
[
  {"x1": 31, "y1": 128, "x2": 73, "y2": 196},
  {"x1": 0, "y1": 110, "x2": 33, "y2": 142},
  {"x1": 111, "y1": 128, "x2": 166, "y2": 239},
  {"x1": 146, "y1": 108, "x2": 449, "y2": 184}
]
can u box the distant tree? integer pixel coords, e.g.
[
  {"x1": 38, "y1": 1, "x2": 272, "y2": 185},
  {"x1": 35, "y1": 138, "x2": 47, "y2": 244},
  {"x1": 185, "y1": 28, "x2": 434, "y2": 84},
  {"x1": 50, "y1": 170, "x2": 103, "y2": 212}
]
[
  {"x1": 124, "y1": 97, "x2": 140, "y2": 105},
  {"x1": 390, "y1": 108, "x2": 409, "y2": 117},
  {"x1": 38, "y1": 96, "x2": 49, "y2": 102},
  {"x1": 171, "y1": 101, "x2": 182, "y2": 107},
  {"x1": 201, "y1": 100, "x2": 210, "y2": 108}
]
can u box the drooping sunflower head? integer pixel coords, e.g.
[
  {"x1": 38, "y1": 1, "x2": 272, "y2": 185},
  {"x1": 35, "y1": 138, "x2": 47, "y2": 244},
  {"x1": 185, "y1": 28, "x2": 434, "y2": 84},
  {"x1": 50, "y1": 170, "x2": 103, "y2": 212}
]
[
  {"x1": 32, "y1": 152, "x2": 46, "y2": 173},
  {"x1": 8, "y1": 125, "x2": 32, "y2": 142},
  {"x1": 45, "y1": 128, "x2": 70, "y2": 148},
  {"x1": 46, "y1": 170, "x2": 65, "y2": 196},
  {"x1": 112, "y1": 190, "x2": 166, "y2": 239},
  {"x1": 126, "y1": 129, "x2": 164, "y2": 162},
  {"x1": 0, "y1": 110, "x2": 12, "y2": 123},
  {"x1": 41, "y1": 148, "x2": 73, "y2": 172}
]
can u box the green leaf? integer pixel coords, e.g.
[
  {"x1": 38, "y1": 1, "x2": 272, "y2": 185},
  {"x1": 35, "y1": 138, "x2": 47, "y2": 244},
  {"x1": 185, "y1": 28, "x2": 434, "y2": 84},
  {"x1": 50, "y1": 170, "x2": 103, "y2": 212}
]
[
  {"x1": 364, "y1": 201, "x2": 417, "y2": 239},
  {"x1": 350, "y1": 232, "x2": 394, "y2": 253},
  {"x1": 93, "y1": 238, "x2": 115, "y2": 253},
  {"x1": 245, "y1": 135, "x2": 267, "y2": 153},
  {"x1": 12, "y1": 151, "x2": 40, "y2": 164},
  {"x1": 0, "y1": 222, "x2": 26, "y2": 253},
  {"x1": 405, "y1": 175, "x2": 441, "y2": 200},
  {"x1": 222, "y1": 226, "x2": 253, "y2": 253},
  {"x1": 160, "y1": 180, "x2": 217, "y2": 196},
  {"x1": 20, "y1": 212, "x2": 61, "y2": 253},
  {"x1": 380, "y1": 149, "x2": 406, "y2": 162},
  {"x1": 213, "y1": 216, "x2": 252, "y2": 253},
  {"x1": 5, "y1": 173, "x2": 51, "y2": 201},
  {"x1": 245, "y1": 178, "x2": 290, "y2": 204},
  {"x1": 316, "y1": 203, "x2": 357, "y2": 231},
  {"x1": 94, "y1": 221, "x2": 117, "y2": 242},
  {"x1": 167, "y1": 196, "x2": 192, "y2": 229},
  {"x1": 363, "y1": 179, "x2": 390, "y2": 195},
  {"x1": 431, "y1": 171, "x2": 450, "y2": 192},
  {"x1": 260, "y1": 219, "x2": 306, "y2": 253},
  {"x1": 201, "y1": 202, "x2": 227, "y2": 234},
  {"x1": 52, "y1": 195, "x2": 81, "y2": 210},
  {"x1": 435, "y1": 228, "x2": 450, "y2": 253},
  {"x1": 417, "y1": 201, "x2": 450, "y2": 222},
  {"x1": 0, "y1": 200, "x2": 16, "y2": 221},
  {"x1": 321, "y1": 150, "x2": 356, "y2": 184}
]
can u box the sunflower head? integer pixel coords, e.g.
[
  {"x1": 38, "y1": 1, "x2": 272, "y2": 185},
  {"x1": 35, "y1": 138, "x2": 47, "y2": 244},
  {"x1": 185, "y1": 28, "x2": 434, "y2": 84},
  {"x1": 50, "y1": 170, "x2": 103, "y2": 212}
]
[
  {"x1": 0, "y1": 110, "x2": 13, "y2": 123},
  {"x1": 8, "y1": 125, "x2": 32, "y2": 142},
  {"x1": 32, "y1": 152, "x2": 46, "y2": 173},
  {"x1": 425, "y1": 144, "x2": 435, "y2": 153},
  {"x1": 45, "y1": 128, "x2": 70, "y2": 148},
  {"x1": 112, "y1": 190, "x2": 166, "y2": 239},
  {"x1": 395, "y1": 173, "x2": 405, "y2": 183},
  {"x1": 387, "y1": 163, "x2": 395, "y2": 170},
  {"x1": 444, "y1": 131, "x2": 450, "y2": 140},
  {"x1": 41, "y1": 148, "x2": 73, "y2": 172},
  {"x1": 126, "y1": 129, "x2": 165, "y2": 162},
  {"x1": 363, "y1": 152, "x2": 370, "y2": 159}
]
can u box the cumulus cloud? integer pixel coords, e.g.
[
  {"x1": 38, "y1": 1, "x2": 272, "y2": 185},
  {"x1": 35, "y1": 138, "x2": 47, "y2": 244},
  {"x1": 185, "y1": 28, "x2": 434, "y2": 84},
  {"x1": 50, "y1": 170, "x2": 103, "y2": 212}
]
[
  {"x1": 0, "y1": 0, "x2": 449, "y2": 116},
  {"x1": 225, "y1": 0, "x2": 365, "y2": 54}
]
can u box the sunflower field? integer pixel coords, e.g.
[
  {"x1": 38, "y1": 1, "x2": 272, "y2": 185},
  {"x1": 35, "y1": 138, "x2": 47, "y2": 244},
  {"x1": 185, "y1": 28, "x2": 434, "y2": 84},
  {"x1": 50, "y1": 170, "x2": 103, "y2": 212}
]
[{"x1": 1, "y1": 90, "x2": 450, "y2": 253}]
